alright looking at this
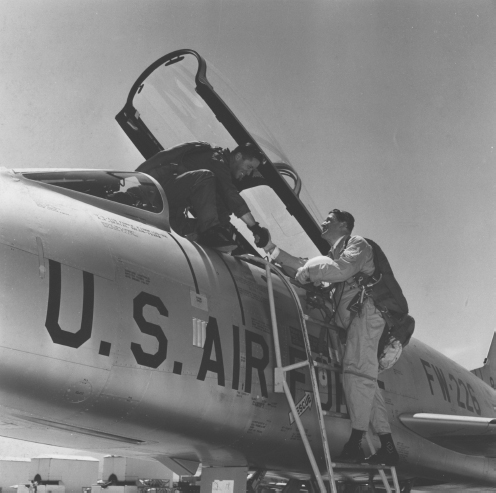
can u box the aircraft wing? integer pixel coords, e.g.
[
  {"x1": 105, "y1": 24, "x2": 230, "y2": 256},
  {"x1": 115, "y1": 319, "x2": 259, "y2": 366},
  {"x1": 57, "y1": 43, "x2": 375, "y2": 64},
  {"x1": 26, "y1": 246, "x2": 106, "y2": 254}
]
[
  {"x1": 400, "y1": 413, "x2": 496, "y2": 457},
  {"x1": 115, "y1": 49, "x2": 329, "y2": 258}
]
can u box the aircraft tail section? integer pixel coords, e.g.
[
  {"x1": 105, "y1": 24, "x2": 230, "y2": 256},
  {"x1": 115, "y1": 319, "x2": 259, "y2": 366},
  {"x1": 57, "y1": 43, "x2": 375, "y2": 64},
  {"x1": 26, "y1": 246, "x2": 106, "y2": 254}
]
[{"x1": 471, "y1": 332, "x2": 496, "y2": 390}]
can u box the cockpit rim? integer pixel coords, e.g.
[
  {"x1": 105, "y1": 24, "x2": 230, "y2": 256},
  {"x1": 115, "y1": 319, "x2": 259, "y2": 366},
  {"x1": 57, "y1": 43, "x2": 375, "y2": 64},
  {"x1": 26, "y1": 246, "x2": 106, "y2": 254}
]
[{"x1": 14, "y1": 168, "x2": 171, "y2": 232}]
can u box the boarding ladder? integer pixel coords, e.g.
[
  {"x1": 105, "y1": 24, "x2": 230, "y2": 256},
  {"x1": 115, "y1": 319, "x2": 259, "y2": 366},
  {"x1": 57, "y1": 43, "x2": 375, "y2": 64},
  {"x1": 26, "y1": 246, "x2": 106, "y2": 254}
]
[{"x1": 238, "y1": 255, "x2": 400, "y2": 493}]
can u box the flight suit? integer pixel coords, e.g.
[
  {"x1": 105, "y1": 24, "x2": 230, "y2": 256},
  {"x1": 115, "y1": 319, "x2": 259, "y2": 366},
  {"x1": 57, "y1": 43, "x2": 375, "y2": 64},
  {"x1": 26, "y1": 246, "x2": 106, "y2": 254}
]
[
  {"x1": 163, "y1": 148, "x2": 250, "y2": 234},
  {"x1": 298, "y1": 235, "x2": 391, "y2": 433}
]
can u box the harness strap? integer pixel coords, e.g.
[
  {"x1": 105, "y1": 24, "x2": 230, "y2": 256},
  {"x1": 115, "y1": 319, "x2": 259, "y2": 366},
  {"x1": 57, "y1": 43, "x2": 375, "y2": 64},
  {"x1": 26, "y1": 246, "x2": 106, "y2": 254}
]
[{"x1": 376, "y1": 305, "x2": 395, "y2": 328}]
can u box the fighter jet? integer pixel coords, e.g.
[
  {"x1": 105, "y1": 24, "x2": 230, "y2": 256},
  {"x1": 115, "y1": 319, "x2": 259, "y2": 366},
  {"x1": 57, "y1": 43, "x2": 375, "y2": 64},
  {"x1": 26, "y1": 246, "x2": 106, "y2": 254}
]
[{"x1": 1, "y1": 49, "x2": 496, "y2": 492}]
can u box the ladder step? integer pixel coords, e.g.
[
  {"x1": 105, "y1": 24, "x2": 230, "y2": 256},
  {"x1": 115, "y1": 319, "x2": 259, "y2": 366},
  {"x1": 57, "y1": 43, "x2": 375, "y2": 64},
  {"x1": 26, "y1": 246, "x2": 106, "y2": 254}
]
[
  {"x1": 303, "y1": 315, "x2": 344, "y2": 336},
  {"x1": 322, "y1": 410, "x2": 349, "y2": 418},
  {"x1": 313, "y1": 360, "x2": 341, "y2": 372},
  {"x1": 279, "y1": 360, "x2": 342, "y2": 373},
  {"x1": 303, "y1": 314, "x2": 341, "y2": 331},
  {"x1": 330, "y1": 463, "x2": 394, "y2": 470}
]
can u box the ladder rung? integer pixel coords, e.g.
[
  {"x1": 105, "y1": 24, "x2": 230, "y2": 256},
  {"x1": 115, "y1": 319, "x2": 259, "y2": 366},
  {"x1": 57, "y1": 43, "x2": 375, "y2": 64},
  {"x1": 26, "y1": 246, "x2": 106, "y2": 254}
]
[
  {"x1": 280, "y1": 360, "x2": 310, "y2": 372},
  {"x1": 303, "y1": 315, "x2": 344, "y2": 335},
  {"x1": 279, "y1": 360, "x2": 342, "y2": 374},
  {"x1": 322, "y1": 410, "x2": 349, "y2": 418},
  {"x1": 279, "y1": 360, "x2": 342, "y2": 373},
  {"x1": 313, "y1": 360, "x2": 341, "y2": 372},
  {"x1": 330, "y1": 463, "x2": 394, "y2": 470}
]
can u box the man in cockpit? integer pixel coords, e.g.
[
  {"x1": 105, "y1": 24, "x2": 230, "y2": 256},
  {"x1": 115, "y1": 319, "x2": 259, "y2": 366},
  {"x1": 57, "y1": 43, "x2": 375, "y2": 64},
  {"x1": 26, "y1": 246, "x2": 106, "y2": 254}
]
[
  {"x1": 138, "y1": 142, "x2": 270, "y2": 251},
  {"x1": 263, "y1": 209, "x2": 399, "y2": 466}
]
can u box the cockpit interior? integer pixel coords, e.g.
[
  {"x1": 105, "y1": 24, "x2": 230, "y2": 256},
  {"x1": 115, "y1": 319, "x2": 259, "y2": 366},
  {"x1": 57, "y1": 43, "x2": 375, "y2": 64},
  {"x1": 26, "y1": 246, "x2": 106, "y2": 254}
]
[{"x1": 23, "y1": 171, "x2": 164, "y2": 214}]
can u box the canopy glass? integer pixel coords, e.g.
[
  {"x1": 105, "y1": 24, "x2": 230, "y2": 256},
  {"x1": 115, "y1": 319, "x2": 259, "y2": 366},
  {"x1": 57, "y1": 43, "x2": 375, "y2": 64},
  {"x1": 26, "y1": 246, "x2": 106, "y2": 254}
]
[{"x1": 117, "y1": 50, "x2": 327, "y2": 257}]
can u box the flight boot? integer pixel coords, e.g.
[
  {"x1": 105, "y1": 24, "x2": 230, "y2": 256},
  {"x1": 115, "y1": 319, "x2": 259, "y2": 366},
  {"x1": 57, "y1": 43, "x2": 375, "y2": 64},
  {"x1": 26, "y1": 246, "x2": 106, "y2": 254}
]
[
  {"x1": 334, "y1": 429, "x2": 366, "y2": 464},
  {"x1": 334, "y1": 441, "x2": 365, "y2": 464},
  {"x1": 365, "y1": 434, "x2": 399, "y2": 466}
]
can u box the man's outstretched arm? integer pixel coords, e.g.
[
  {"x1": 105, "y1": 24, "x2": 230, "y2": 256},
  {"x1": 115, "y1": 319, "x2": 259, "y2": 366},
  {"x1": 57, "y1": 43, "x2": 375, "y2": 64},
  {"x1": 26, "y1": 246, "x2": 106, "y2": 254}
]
[{"x1": 263, "y1": 239, "x2": 306, "y2": 275}]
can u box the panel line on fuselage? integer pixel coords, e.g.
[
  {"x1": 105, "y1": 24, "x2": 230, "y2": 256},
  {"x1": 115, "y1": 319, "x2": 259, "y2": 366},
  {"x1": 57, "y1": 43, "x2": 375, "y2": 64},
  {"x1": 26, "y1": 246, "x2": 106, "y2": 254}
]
[
  {"x1": 167, "y1": 233, "x2": 200, "y2": 294},
  {"x1": 215, "y1": 252, "x2": 245, "y2": 326}
]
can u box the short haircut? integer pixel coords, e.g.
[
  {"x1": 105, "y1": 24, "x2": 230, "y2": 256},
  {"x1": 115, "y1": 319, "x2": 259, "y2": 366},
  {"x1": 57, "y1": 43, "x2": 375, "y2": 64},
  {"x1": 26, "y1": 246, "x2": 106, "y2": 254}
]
[
  {"x1": 232, "y1": 143, "x2": 265, "y2": 163},
  {"x1": 329, "y1": 209, "x2": 355, "y2": 233}
]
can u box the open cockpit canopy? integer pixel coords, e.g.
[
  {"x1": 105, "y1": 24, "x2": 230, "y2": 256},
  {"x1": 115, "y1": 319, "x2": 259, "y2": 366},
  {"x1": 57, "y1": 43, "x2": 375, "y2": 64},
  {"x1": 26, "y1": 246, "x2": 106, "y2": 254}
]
[{"x1": 116, "y1": 49, "x2": 328, "y2": 257}]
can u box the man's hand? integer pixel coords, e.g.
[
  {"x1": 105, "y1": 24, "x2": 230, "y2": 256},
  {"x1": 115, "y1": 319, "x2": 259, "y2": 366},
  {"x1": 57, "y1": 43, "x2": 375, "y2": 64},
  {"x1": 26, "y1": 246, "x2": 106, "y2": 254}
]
[
  {"x1": 296, "y1": 266, "x2": 311, "y2": 284},
  {"x1": 264, "y1": 239, "x2": 276, "y2": 253},
  {"x1": 248, "y1": 223, "x2": 270, "y2": 248},
  {"x1": 296, "y1": 267, "x2": 322, "y2": 286}
]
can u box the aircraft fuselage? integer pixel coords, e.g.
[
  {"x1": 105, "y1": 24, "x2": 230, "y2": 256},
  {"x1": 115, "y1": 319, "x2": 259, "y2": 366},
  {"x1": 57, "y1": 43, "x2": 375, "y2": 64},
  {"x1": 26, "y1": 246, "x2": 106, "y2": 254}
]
[{"x1": 1, "y1": 168, "x2": 496, "y2": 486}]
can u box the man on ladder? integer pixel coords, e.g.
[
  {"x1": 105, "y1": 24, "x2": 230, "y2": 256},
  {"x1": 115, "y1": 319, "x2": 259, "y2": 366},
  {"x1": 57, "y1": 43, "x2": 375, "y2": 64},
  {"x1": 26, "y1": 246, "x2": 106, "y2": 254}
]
[{"x1": 263, "y1": 209, "x2": 399, "y2": 466}]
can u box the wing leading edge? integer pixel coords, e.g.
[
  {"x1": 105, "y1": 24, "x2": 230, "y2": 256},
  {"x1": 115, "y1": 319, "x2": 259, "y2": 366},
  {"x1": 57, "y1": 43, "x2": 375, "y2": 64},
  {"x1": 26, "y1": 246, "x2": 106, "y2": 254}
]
[{"x1": 400, "y1": 413, "x2": 496, "y2": 457}]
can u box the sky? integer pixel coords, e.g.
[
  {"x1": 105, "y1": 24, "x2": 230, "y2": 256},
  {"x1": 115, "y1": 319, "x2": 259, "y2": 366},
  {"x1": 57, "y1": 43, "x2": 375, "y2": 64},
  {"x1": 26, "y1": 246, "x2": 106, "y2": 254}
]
[{"x1": 0, "y1": 0, "x2": 495, "y2": 459}]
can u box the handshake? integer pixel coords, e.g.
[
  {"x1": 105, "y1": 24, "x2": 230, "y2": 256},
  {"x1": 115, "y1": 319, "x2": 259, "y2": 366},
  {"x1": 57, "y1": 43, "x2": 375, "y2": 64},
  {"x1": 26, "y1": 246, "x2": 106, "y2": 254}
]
[
  {"x1": 260, "y1": 233, "x2": 315, "y2": 285},
  {"x1": 248, "y1": 222, "x2": 270, "y2": 248}
]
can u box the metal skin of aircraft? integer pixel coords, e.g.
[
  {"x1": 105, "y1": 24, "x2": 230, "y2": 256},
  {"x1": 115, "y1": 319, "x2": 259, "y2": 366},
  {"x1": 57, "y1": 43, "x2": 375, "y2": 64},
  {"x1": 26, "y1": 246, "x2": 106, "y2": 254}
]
[{"x1": 1, "y1": 49, "x2": 496, "y2": 492}]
